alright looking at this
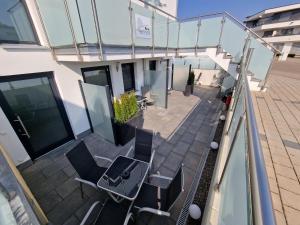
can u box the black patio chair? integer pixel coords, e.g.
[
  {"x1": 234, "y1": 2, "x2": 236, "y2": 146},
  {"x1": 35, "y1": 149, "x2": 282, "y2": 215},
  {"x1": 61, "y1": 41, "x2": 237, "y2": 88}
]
[
  {"x1": 66, "y1": 141, "x2": 113, "y2": 198},
  {"x1": 80, "y1": 199, "x2": 133, "y2": 225},
  {"x1": 125, "y1": 128, "x2": 155, "y2": 170},
  {"x1": 133, "y1": 164, "x2": 184, "y2": 217}
]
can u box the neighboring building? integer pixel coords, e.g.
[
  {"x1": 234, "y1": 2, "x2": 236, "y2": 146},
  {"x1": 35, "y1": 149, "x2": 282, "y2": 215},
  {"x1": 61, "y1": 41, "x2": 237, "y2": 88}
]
[{"x1": 245, "y1": 3, "x2": 300, "y2": 61}]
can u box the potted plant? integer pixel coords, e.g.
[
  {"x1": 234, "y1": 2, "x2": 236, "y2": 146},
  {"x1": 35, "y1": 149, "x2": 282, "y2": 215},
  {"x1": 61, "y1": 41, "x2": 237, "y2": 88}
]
[
  {"x1": 184, "y1": 71, "x2": 195, "y2": 96},
  {"x1": 113, "y1": 91, "x2": 144, "y2": 145}
]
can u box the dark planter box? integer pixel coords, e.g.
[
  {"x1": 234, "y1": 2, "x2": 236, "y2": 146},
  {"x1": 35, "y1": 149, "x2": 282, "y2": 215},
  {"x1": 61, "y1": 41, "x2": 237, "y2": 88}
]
[
  {"x1": 184, "y1": 85, "x2": 192, "y2": 96},
  {"x1": 113, "y1": 111, "x2": 144, "y2": 146}
]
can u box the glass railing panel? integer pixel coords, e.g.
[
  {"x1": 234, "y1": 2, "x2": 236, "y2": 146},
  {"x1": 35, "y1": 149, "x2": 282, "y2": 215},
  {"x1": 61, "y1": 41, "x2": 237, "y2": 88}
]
[
  {"x1": 144, "y1": 70, "x2": 168, "y2": 108},
  {"x1": 172, "y1": 63, "x2": 190, "y2": 92},
  {"x1": 197, "y1": 17, "x2": 222, "y2": 48},
  {"x1": 95, "y1": 0, "x2": 131, "y2": 46},
  {"x1": 154, "y1": 13, "x2": 168, "y2": 48},
  {"x1": 179, "y1": 20, "x2": 198, "y2": 48},
  {"x1": 218, "y1": 120, "x2": 250, "y2": 225},
  {"x1": 80, "y1": 83, "x2": 115, "y2": 143},
  {"x1": 76, "y1": 0, "x2": 97, "y2": 44},
  {"x1": 228, "y1": 90, "x2": 244, "y2": 141},
  {"x1": 36, "y1": 0, "x2": 73, "y2": 47},
  {"x1": 66, "y1": 0, "x2": 85, "y2": 44},
  {"x1": 185, "y1": 56, "x2": 220, "y2": 70},
  {"x1": 168, "y1": 20, "x2": 179, "y2": 48},
  {"x1": 132, "y1": 4, "x2": 153, "y2": 47},
  {"x1": 220, "y1": 18, "x2": 248, "y2": 62},
  {"x1": 247, "y1": 37, "x2": 274, "y2": 80}
]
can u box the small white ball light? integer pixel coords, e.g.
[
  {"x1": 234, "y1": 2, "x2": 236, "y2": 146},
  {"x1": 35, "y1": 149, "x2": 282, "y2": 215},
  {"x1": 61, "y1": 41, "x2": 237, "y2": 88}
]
[
  {"x1": 189, "y1": 204, "x2": 201, "y2": 220},
  {"x1": 220, "y1": 115, "x2": 226, "y2": 121},
  {"x1": 210, "y1": 141, "x2": 219, "y2": 150}
]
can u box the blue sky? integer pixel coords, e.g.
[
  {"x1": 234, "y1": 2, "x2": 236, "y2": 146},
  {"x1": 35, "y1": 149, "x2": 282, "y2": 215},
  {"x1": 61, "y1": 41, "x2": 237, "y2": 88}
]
[{"x1": 177, "y1": 0, "x2": 300, "y2": 21}]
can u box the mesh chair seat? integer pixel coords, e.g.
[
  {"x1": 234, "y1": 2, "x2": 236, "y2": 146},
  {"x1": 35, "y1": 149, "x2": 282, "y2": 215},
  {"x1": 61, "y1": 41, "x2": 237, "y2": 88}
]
[
  {"x1": 134, "y1": 183, "x2": 162, "y2": 209},
  {"x1": 85, "y1": 166, "x2": 107, "y2": 184},
  {"x1": 133, "y1": 166, "x2": 183, "y2": 215},
  {"x1": 95, "y1": 199, "x2": 131, "y2": 225},
  {"x1": 81, "y1": 199, "x2": 132, "y2": 225}
]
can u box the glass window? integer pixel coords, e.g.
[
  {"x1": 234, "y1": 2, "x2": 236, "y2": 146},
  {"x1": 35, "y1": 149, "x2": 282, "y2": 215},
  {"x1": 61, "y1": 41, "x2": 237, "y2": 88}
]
[
  {"x1": 82, "y1": 66, "x2": 114, "y2": 96},
  {"x1": 271, "y1": 13, "x2": 281, "y2": 21},
  {"x1": 281, "y1": 28, "x2": 294, "y2": 36},
  {"x1": 122, "y1": 63, "x2": 135, "y2": 92},
  {"x1": 0, "y1": 0, "x2": 37, "y2": 44},
  {"x1": 263, "y1": 30, "x2": 273, "y2": 37},
  {"x1": 149, "y1": 60, "x2": 156, "y2": 70}
]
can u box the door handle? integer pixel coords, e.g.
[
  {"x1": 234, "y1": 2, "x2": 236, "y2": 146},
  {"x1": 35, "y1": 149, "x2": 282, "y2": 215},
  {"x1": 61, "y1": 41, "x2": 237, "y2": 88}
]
[{"x1": 13, "y1": 115, "x2": 31, "y2": 138}]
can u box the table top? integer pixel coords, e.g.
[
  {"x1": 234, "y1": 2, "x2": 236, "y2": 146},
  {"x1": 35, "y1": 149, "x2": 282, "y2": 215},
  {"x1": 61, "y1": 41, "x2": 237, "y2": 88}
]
[{"x1": 97, "y1": 156, "x2": 149, "y2": 201}]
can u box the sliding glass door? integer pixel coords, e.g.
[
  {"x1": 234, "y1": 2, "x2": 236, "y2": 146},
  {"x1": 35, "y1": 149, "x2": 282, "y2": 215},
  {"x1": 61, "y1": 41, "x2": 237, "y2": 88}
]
[{"x1": 0, "y1": 72, "x2": 73, "y2": 159}]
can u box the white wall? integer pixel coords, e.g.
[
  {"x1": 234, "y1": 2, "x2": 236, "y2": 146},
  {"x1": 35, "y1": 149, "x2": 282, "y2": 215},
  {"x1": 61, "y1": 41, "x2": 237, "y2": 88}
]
[
  {"x1": 0, "y1": 47, "x2": 90, "y2": 164},
  {"x1": 0, "y1": 46, "x2": 150, "y2": 165}
]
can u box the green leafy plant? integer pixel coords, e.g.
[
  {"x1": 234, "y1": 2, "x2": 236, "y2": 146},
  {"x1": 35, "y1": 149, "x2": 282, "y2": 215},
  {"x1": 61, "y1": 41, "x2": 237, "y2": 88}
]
[{"x1": 113, "y1": 91, "x2": 138, "y2": 124}]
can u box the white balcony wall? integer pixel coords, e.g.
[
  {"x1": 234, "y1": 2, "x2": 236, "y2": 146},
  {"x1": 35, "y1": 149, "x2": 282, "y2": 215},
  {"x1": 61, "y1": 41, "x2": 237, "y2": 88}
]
[{"x1": 263, "y1": 34, "x2": 300, "y2": 43}]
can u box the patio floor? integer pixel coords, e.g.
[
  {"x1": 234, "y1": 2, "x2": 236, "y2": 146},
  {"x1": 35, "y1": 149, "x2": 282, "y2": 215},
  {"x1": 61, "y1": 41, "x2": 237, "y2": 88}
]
[
  {"x1": 252, "y1": 58, "x2": 300, "y2": 225},
  {"x1": 20, "y1": 86, "x2": 223, "y2": 225}
]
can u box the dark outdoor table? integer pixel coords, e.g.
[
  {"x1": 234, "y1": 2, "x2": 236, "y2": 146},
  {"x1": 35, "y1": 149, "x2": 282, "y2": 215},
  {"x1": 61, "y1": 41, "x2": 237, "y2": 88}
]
[{"x1": 97, "y1": 156, "x2": 149, "y2": 201}]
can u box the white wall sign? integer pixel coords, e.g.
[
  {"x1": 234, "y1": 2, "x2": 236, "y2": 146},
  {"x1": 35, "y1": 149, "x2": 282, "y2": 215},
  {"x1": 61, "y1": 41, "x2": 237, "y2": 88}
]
[{"x1": 135, "y1": 14, "x2": 152, "y2": 39}]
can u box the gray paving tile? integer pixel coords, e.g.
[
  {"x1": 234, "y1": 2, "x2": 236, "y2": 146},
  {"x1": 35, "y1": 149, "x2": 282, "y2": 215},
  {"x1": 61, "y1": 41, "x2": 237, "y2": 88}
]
[
  {"x1": 163, "y1": 152, "x2": 183, "y2": 172},
  {"x1": 152, "y1": 152, "x2": 166, "y2": 172},
  {"x1": 189, "y1": 140, "x2": 207, "y2": 156},
  {"x1": 56, "y1": 177, "x2": 80, "y2": 198},
  {"x1": 167, "y1": 133, "x2": 182, "y2": 145},
  {"x1": 47, "y1": 188, "x2": 87, "y2": 225},
  {"x1": 38, "y1": 190, "x2": 62, "y2": 213},
  {"x1": 173, "y1": 141, "x2": 190, "y2": 156},
  {"x1": 180, "y1": 131, "x2": 196, "y2": 144},
  {"x1": 183, "y1": 151, "x2": 202, "y2": 172},
  {"x1": 62, "y1": 216, "x2": 80, "y2": 225},
  {"x1": 157, "y1": 141, "x2": 173, "y2": 156}
]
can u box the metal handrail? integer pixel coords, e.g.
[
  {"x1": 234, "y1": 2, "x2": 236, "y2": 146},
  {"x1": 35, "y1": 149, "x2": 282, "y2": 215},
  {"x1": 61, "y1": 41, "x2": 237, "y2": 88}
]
[
  {"x1": 244, "y1": 74, "x2": 276, "y2": 225},
  {"x1": 137, "y1": 0, "x2": 281, "y2": 54}
]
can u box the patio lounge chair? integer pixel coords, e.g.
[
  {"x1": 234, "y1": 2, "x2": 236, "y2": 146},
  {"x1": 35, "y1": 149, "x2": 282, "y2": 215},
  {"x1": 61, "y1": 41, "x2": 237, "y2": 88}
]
[
  {"x1": 125, "y1": 128, "x2": 155, "y2": 171},
  {"x1": 66, "y1": 141, "x2": 113, "y2": 198},
  {"x1": 80, "y1": 199, "x2": 133, "y2": 225},
  {"x1": 133, "y1": 165, "x2": 184, "y2": 217}
]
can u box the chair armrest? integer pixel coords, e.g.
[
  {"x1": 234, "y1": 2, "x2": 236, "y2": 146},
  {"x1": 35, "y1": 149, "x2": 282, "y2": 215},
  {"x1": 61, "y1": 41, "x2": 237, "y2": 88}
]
[
  {"x1": 149, "y1": 150, "x2": 156, "y2": 171},
  {"x1": 125, "y1": 145, "x2": 134, "y2": 157},
  {"x1": 94, "y1": 155, "x2": 113, "y2": 163},
  {"x1": 149, "y1": 174, "x2": 172, "y2": 181},
  {"x1": 80, "y1": 201, "x2": 101, "y2": 225},
  {"x1": 138, "y1": 207, "x2": 170, "y2": 217},
  {"x1": 75, "y1": 177, "x2": 97, "y2": 189},
  {"x1": 123, "y1": 212, "x2": 133, "y2": 225}
]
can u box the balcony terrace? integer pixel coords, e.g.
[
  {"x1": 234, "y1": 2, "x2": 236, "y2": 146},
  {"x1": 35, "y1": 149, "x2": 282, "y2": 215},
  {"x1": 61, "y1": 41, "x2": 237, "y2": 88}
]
[{"x1": 20, "y1": 86, "x2": 223, "y2": 225}]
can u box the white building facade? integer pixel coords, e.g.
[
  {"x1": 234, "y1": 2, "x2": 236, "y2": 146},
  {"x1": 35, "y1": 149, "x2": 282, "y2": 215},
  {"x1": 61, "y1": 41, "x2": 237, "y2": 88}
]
[
  {"x1": 245, "y1": 3, "x2": 300, "y2": 60},
  {"x1": 0, "y1": 0, "x2": 177, "y2": 166}
]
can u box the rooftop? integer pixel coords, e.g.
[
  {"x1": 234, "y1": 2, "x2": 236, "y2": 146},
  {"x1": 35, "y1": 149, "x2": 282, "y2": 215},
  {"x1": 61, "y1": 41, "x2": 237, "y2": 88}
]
[{"x1": 252, "y1": 58, "x2": 300, "y2": 225}]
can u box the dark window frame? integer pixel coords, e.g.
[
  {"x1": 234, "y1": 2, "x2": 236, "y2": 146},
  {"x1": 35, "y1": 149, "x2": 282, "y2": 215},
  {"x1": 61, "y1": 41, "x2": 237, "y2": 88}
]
[
  {"x1": 121, "y1": 63, "x2": 136, "y2": 92},
  {"x1": 0, "y1": 71, "x2": 74, "y2": 159},
  {"x1": 81, "y1": 66, "x2": 114, "y2": 96},
  {"x1": 149, "y1": 60, "x2": 156, "y2": 70},
  {"x1": 0, "y1": 0, "x2": 39, "y2": 45}
]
